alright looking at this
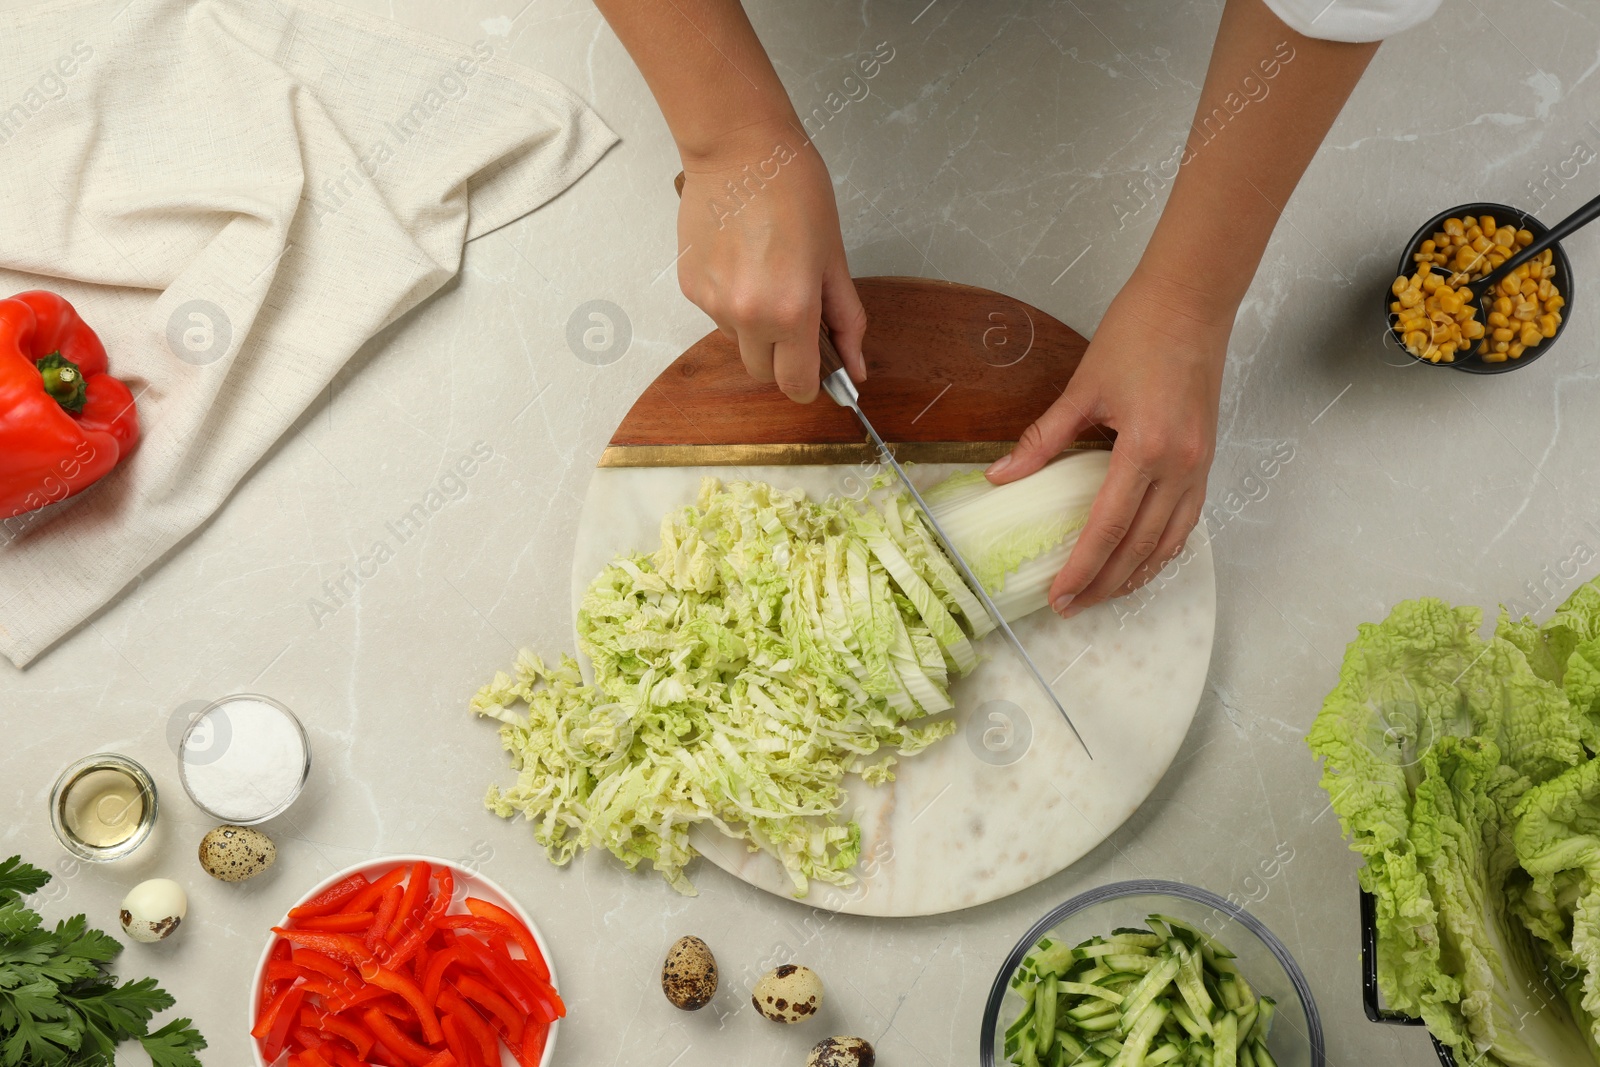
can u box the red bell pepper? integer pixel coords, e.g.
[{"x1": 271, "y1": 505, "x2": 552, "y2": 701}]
[
  {"x1": 368, "y1": 964, "x2": 443, "y2": 1044},
  {"x1": 293, "y1": 949, "x2": 362, "y2": 987},
  {"x1": 361, "y1": 1007, "x2": 434, "y2": 1067},
  {"x1": 340, "y1": 867, "x2": 409, "y2": 915},
  {"x1": 324, "y1": 984, "x2": 395, "y2": 1015},
  {"x1": 489, "y1": 940, "x2": 561, "y2": 1023},
  {"x1": 266, "y1": 959, "x2": 308, "y2": 984},
  {"x1": 273, "y1": 928, "x2": 379, "y2": 973},
  {"x1": 450, "y1": 975, "x2": 523, "y2": 1045},
  {"x1": 437, "y1": 991, "x2": 498, "y2": 1066},
  {"x1": 421, "y1": 1049, "x2": 457, "y2": 1067},
  {"x1": 367, "y1": 885, "x2": 404, "y2": 951},
  {"x1": 462, "y1": 899, "x2": 545, "y2": 979},
  {"x1": 0, "y1": 291, "x2": 139, "y2": 518},
  {"x1": 293, "y1": 1025, "x2": 328, "y2": 1050},
  {"x1": 519, "y1": 1019, "x2": 549, "y2": 1067},
  {"x1": 300, "y1": 1007, "x2": 376, "y2": 1059},
  {"x1": 367, "y1": 997, "x2": 412, "y2": 1021},
  {"x1": 297, "y1": 911, "x2": 377, "y2": 933},
  {"x1": 324, "y1": 1045, "x2": 370, "y2": 1067},
  {"x1": 422, "y1": 946, "x2": 466, "y2": 1007},
  {"x1": 290, "y1": 873, "x2": 372, "y2": 919},
  {"x1": 299, "y1": 1043, "x2": 335, "y2": 1067},
  {"x1": 452, "y1": 937, "x2": 533, "y2": 1017},
  {"x1": 253, "y1": 982, "x2": 302, "y2": 1040},
  {"x1": 259, "y1": 985, "x2": 307, "y2": 1062},
  {"x1": 386, "y1": 861, "x2": 432, "y2": 944},
  {"x1": 263, "y1": 937, "x2": 296, "y2": 1008},
  {"x1": 440, "y1": 1015, "x2": 479, "y2": 1067}
]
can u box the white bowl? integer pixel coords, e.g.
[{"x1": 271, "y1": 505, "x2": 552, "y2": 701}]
[{"x1": 250, "y1": 854, "x2": 560, "y2": 1067}]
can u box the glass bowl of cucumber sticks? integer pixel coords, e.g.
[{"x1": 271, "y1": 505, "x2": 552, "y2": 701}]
[{"x1": 981, "y1": 880, "x2": 1325, "y2": 1067}]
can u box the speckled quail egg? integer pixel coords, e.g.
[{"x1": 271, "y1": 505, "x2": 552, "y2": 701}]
[
  {"x1": 119, "y1": 879, "x2": 187, "y2": 943},
  {"x1": 751, "y1": 963, "x2": 823, "y2": 1024},
  {"x1": 197, "y1": 824, "x2": 276, "y2": 882},
  {"x1": 808, "y1": 1037, "x2": 876, "y2": 1067},
  {"x1": 661, "y1": 935, "x2": 719, "y2": 1010}
]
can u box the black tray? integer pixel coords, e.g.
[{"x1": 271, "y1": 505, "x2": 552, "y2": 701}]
[{"x1": 1361, "y1": 890, "x2": 1457, "y2": 1065}]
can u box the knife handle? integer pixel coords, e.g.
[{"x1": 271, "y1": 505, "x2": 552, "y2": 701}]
[{"x1": 817, "y1": 325, "x2": 847, "y2": 379}]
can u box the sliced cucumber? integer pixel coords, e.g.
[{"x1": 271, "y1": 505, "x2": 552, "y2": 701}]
[{"x1": 1005, "y1": 914, "x2": 1281, "y2": 1067}]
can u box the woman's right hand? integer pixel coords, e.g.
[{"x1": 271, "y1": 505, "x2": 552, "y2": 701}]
[{"x1": 676, "y1": 129, "x2": 867, "y2": 402}]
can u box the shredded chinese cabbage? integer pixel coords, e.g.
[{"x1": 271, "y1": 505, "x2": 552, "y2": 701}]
[{"x1": 472, "y1": 454, "x2": 1108, "y2": 895}]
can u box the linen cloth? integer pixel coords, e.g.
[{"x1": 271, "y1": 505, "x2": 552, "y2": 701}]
[{"x1": 0, "y1": 0, "x2": 616, "y2": 666}]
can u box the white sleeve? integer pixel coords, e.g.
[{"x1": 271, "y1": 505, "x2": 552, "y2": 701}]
[{"x1": 1261, "y1": 0, "x2": 1441, "y2": 42}]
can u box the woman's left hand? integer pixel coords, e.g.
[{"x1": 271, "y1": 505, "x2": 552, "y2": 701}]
[{"x1": 984, "y1": 268, "x2": 1228, "y2": 618}]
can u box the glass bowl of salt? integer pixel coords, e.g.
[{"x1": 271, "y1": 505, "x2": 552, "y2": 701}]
[{"x1": 179, "y1": 694, "x2": 311, "y2": 826}]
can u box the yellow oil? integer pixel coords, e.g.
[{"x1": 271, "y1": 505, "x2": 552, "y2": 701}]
[{"x1": 62, "y1": 768, "x2": 146, "y2": 848}]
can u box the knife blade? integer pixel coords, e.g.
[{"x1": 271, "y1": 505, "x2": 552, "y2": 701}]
[{"x1": 815, "y1": 330, "x2": 1093, "y2": 759}]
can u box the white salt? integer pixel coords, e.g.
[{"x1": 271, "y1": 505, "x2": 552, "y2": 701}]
[{"x1": 181, "y1": 698, "x2": 307, "y2": 822}]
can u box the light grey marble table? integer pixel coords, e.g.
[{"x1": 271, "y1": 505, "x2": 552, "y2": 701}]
[{"x1": 4, "y1": 1, "x2": 1597, "y2": 1065}]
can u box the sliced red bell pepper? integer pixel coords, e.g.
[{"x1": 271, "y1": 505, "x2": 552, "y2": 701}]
[
  {"x1": 361, "y1": 1007, "x2": 435, "y2": 1067},
  {"x1": 422, "y1": 947, "x2": 466, "y2": 1007},
  {"x1": 433, "y1": 869, "x2": 456, "y2": 912},
  {"x1": 462, "y1": 899, "x2": 547, "y2": 981},
  {"x1": 369, "y1": 964, "x2": 443, "y2": 1044},
  {"x1": 324, "y1": 1045, "x2": 370, "y2": 1067},
  {"x1": 386, "y1": 922, "x2": 433, "y2": 972},
  {"x1": 440, "y1": 1015, "x2": 479, "y2": 1067},
  {"x1": 421, "y1": 1049, "x2": 457, "y2": 1067},
  {"x1": 253, "y1": 981, "x2": 303, "y2": 1040},
  {"x1": 452, "y1": 937, "x2": 533, "y2": 1017},
  {"x1": 519, "y1": 1018, "x2": 549, "y2": 1067},
  {"x1": 386, "y1": 861, "x2": 432, "y2": 944},
  {"x1": 367, "y1": 885, "x2": 404, "y2": 951},
  {"x1": 300, "y1": 1043, "x2": 335, "y2": 1067},
  {"x1": 340, "y1": 867, "x2": 409, "y2": 915},
  {"x1": 273, "y1": 928, "x2": 379, "y2": 973},
  {"x1": 369, "y1": 996, "x2": 413, "y2": 1021},
  {"x1": 489, "y1": 940, "x2": 561, "y2": 1023},
  {"x1": 297, "y1": 911, "x2": 378, "y2": 933},
  {"x1": 289, "y1": 872, "x2": 372, "y2": 919},
  {"x1": 451, "y1": 975, "x2": 524, "y2": 1045},
  {"x1": 266, "y1": 959, "x2": 309, "y2": 984},
  {"x1": 324, "y1": 983, "x2": 395, "y2": 1015},
  {"x1": 293, "y1": 948, "x2": 360, "y2": 984},
  {"x1": 438, "y1": 990, "x2": 499, "y2": 1066},
  {"x1": 263, "y1": 937, "x2": 297, "y2": 1007},
  {"x1": 370, "y1": 1039, "x2": 402, "y2": 1067},
  {"x1": 300, "y1": 1008, "x2": 376, "y2": 1059},
  {"x1": 293, "y1": 1025, "x2": 328, "y2": 1050},
  {"x1": 259, "y1": 985, "x2": 307, "y2": 1061}
]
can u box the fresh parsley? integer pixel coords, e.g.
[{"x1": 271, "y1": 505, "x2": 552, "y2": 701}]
[{"x1": 0, "y1": 856, "x2": 205, "y2": 1067}]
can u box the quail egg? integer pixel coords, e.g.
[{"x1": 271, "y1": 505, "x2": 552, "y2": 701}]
[
  {"x1": 198, "y1": 824, "x2": 276, "y2": 882},
  {"x1": 752, "y1": 963, "x2": 823, "y2": 1024},
  {"x1": 662, "y1": 935, "x2": 719, "y2": 1010},
  {"x1": 119, "y1": 879, "x2": 187, "y2": 943},
  {"x1": 808, "y1": 1037, "x2": 876, "y2": 1067}
]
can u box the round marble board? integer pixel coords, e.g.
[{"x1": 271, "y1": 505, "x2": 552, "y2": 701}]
[{"x1": 571, "y1": 462, "x2": 1216, "y2": 917}]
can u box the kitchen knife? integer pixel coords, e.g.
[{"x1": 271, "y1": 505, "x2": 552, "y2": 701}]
[{"x1": 815, "y1": 330, "x2": 1094, "y2": 759}]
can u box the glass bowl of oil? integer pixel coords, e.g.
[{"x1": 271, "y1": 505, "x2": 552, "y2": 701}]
[{"x1": 49, "y1": 754, "x2": 159, "y2": 862}]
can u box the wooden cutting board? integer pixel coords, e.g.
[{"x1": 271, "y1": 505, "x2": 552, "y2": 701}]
[
  {"x1": 600, "y1": 276, "x2": 1107, "y2": 468},
  {"x1": 572, "y1": 278, "x2": 1215, "y2": 916}
]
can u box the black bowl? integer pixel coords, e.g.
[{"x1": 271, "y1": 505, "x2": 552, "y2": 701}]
[{"x1": 1384, "y1": 201, "x2": 1574, "y2": 374}]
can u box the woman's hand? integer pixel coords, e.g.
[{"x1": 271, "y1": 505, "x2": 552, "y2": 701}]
[
  {"x1": 677, "y1": 131, "x2": 867, "y2": 401},
  {"x1": 985, "y1": 269, "x2": 1226, "y2": 618}
]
